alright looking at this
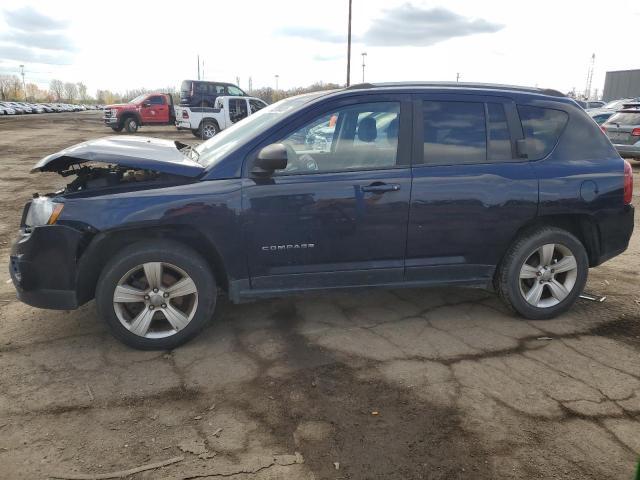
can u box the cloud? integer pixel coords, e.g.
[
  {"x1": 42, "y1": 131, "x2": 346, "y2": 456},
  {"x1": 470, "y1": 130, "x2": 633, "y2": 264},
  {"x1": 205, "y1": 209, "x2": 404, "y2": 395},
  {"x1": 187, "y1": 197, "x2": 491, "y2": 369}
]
[
  {"x1": 313, "y1": 54, "x2": 343, "y2": 62},
  {"x1": 277, "y1": 26, "x2": 344, "y2": 43},
  {"x1": 0, "y1": 30, "x2": 76, "y2": 52},
  {"x1": 0, "y1": 7, "x2": 75, "y2": 65},
  {"x1": 0, "y1": 45, "x2": 72, "y2": 65},
  {"x1": 363, "y1": 4, "x2": 503, "y2": 47},
  {"x1": 3, "y1": 6, "x2": 68, "y2": 31}
]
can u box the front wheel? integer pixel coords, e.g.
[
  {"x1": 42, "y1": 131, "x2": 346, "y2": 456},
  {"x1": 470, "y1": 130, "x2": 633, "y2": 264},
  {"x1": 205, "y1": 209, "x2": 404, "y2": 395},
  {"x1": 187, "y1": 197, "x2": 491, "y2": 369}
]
[
  {"x1": 495, "y1": 227, "x2": 588, "y2": 320},
  {"x1": 124, "y1": 117, "x2": 139, "y2": 133},
  {"x1": 96, "y1": 241, "x2": 216, "y2": 350},
  {"x1": 111, "y1": 125, "x2": 123, "y2": 132}
]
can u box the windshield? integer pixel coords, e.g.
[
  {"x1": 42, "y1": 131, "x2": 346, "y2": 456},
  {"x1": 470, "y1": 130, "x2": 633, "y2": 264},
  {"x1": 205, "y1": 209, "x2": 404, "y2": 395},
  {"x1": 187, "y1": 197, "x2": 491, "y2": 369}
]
[
  {"x1": 194, "y1": 91, "x2": 332, "y2": 168},
  {"x1": 603, "y1": 99, "x2": 626, "y2": 110},
  {"x1": 606, "y1": 112, "x2": 640, "y2": 125},
  {"x1": 128, "y1": 94, "x2": 147, "y2": 104}
]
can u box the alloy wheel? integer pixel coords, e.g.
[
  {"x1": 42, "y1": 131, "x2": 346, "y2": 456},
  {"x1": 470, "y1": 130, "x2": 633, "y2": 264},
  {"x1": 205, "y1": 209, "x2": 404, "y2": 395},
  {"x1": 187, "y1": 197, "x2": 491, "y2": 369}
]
[
  {"x1": 518, "y1": 243, "x2": 578, "y2": 308},
  {"x1": 113, "y1": 262, "x2": 198, "y2": 338},
  {"x1": 202, "y1": 124, "x2": 217, "y2": 138}
]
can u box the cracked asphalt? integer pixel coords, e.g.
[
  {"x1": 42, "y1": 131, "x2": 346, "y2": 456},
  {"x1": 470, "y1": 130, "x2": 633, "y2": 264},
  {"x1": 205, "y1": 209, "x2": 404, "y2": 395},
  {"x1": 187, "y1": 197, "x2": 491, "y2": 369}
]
[{"x1": 0, "y1": 112, "x2": 639, "y2": 479}]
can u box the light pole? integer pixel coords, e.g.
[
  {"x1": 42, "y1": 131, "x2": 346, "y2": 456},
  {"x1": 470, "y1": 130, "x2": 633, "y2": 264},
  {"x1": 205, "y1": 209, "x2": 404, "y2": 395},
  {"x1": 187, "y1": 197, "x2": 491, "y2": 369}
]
[
  {"x1": 346, "y1": 0, "x2": 352, "y2": 86},
  {"x1": 19, "y1": 64, "x2": 26, "y2": 101},
  {"x1": 275, "y1": 74, "x2": 279, "y2": 91},
  {"x1": 456, "y1": 72, "x2": 460, "y2": 83},
  {"x1": 361, "y1": 52, "x2": 367, "y2": 83}
]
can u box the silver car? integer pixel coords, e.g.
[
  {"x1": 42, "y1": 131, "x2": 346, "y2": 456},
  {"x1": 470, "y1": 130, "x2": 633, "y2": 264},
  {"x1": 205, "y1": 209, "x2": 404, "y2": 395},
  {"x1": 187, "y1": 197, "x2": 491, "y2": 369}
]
[{"x1": 603, "y1": 106, "x2": 640, "y2": 159}]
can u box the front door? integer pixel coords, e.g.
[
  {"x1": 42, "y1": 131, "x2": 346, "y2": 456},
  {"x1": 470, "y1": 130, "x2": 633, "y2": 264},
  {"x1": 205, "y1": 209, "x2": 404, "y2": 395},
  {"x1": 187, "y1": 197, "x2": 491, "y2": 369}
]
[
  {"x1": 243, "y1": 97, "x2": 412, "y2": 290},
  {"x1": 406, "y1": 94, "x2": 538, "y2": 283},
  {"x1": 140, "y1": 95, "x2": 167, "y2": 123}
]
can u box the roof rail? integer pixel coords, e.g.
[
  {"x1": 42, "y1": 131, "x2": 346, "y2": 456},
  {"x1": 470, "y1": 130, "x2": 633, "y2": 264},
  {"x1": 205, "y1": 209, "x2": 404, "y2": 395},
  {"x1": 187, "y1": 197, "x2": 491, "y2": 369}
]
[{"x1": 345, "y1": 81, "x2": 566, "y2": 97}]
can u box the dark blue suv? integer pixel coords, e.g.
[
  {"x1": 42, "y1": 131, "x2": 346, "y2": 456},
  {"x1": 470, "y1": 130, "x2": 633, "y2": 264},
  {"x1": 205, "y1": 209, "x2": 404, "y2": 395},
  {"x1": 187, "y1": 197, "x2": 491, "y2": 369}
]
[{"x1": 10, "y1": 83, "x2": 634, "y2": 349}]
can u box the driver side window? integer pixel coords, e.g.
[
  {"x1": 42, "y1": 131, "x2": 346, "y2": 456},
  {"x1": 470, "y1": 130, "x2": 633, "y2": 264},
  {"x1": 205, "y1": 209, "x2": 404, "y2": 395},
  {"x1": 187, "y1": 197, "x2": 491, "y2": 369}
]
[{"x1": 278, "y1": 102, "x2": 400, "y2": 174}]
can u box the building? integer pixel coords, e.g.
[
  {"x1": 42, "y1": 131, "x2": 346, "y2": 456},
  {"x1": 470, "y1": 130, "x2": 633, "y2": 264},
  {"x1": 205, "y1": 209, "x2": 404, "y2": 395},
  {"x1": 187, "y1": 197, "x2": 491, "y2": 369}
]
[{"x1": 602, "y1": 69, "x2": 640, "y2": 101}]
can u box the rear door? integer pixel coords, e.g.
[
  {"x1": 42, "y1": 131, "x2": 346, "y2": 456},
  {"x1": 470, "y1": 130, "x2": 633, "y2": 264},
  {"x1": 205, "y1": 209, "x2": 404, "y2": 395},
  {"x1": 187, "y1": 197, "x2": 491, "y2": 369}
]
[
  {"x1": 229, "y1": 98, "x2": 249, "y2": 124},
  {"x1": 406, "y1": 93, "x2": 538, "y2": 284}
]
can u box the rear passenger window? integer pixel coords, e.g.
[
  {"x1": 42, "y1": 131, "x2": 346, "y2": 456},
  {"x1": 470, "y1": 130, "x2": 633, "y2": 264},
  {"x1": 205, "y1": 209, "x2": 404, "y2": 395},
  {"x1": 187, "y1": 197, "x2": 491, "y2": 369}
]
[
  {"x1": 517, "y1": 105, "x2": 568, "y2": 160},
  {"x1": 487, "y1": 103, "x2": 512, "y2": 161},
  {"x1": 423, "y1": 101, "x2": 486, "y2": 165}
]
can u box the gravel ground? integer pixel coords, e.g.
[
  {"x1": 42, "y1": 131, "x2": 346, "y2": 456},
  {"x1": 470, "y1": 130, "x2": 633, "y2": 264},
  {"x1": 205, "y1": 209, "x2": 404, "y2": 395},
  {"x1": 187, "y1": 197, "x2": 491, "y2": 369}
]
[{"x1": 0, "y1": 111, "x2": 639, "y2": 480}]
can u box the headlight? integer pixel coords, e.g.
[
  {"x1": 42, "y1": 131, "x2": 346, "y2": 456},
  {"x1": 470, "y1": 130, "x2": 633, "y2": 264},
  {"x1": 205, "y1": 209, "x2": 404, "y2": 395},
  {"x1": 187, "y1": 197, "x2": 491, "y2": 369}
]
[{"x1": 25, "y1": 197, "x2": 64, "y2": 227}]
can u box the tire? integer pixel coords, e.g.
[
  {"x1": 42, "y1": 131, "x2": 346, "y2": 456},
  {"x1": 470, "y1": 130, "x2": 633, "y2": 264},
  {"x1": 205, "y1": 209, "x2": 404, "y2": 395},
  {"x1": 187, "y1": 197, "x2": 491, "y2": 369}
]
[
  {"x1": 111, "y1": 125, "x2": 123, "y2": 132},
  {"x1": 191, "y1": 129, "x2": 201, "y2": 138},
  {"x1": 198, "y1": 120, "x2": 219, "y2": 139},
  {"x1": 495, "y1": 226, "x2": 588, "y2": 320},
  {"x1": 95, "y1": 240, "x2": 217, "y2": 350},
  {"x1": 124, "y1": 116, "x2": 139, "y2": 133}
]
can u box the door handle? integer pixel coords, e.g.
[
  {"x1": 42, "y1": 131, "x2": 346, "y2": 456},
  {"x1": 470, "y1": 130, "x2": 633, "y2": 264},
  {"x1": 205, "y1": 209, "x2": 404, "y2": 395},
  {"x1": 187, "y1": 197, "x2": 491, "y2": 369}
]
[{"x1": 360, "y1": 182, "x2": 401, "y2": 193}]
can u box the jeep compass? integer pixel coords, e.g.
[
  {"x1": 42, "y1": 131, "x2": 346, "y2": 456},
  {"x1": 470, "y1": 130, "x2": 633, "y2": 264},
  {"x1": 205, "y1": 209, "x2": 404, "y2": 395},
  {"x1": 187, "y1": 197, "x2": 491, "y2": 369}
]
[{"x1": 10, "y1": 83, "x2": 634, "y2": 349}]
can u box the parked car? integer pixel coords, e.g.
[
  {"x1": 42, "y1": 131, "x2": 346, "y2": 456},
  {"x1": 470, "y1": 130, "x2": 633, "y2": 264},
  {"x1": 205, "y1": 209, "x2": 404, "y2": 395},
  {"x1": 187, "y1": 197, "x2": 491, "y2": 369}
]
[
  {"x1": 103, "y1": 93, "x2": 176, "y2": 133},
  {"x1": 179, "y1": 80, "x2": 247, "y2": 108},
  {"x1": 175, "y1": 96, "x2": 268, "y2": 138},
  {"x1": 5, "y1": 102, "x2": 25, "y2": 114},
  {"x1": 10, "y1": 82, "x2": 634, "y2": 349},
  {"x1": 12, "y1": 102, "x2": 33, "y2": 113},
  {"x1": 602, "y1": 105, "x2": 640, "y2": 159},
  {"x1": 0, "y1": 102, "x2": 17, "y2": 115}
]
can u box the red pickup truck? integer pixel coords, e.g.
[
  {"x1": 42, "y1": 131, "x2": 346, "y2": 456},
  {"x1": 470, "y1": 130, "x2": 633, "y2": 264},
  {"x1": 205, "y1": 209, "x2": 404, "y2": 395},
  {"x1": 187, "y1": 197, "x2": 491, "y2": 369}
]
[{"x1": 103, "y1": 93, "x2": 175, "y2": 133}]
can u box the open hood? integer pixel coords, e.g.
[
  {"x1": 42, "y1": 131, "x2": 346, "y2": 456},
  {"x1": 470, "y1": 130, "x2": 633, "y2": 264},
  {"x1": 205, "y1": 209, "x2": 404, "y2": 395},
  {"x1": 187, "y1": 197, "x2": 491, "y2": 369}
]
[{"x1": 31, "y1": 136, "x2": 204, "y2": 178}]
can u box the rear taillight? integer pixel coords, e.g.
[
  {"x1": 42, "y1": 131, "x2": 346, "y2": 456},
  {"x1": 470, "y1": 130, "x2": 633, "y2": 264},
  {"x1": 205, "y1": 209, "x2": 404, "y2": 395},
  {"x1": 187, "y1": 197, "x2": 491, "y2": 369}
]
[
  {"x1": 182, "y1": 110, "x2": 189, "y2": 119},
  {"x1": 624, "y1": 160, "x2": 633, "y2": 204},
  {"x1": 631, "y1": 128, "x2": 640, "y2": 136}
]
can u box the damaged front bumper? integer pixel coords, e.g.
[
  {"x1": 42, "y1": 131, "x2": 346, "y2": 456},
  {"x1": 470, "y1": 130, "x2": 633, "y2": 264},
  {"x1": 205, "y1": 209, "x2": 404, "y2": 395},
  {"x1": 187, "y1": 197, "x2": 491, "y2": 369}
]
[{"x1": 10, "y1": 225, "x2": 86, "y2": 310}]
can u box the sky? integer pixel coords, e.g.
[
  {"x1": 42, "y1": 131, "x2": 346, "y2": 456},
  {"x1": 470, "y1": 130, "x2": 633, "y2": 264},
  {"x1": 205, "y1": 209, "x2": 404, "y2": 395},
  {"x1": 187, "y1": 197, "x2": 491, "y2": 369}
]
[{"x1": 0, "y1": 0, "x2": 639, "y2": 97}]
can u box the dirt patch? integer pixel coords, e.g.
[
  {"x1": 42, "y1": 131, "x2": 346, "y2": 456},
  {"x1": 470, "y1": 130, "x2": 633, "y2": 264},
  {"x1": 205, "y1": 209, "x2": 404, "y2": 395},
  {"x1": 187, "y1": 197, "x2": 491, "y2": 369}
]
[
  {"x1": 242, "y1": 363, "x2": 491, "y2": 480},
  {"x1": 590, "y1": 315, "x2": 640, "y2": 348}
]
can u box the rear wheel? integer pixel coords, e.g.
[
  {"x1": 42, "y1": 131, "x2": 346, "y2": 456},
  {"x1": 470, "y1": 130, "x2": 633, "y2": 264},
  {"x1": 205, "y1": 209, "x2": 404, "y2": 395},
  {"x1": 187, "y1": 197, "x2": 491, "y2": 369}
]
[
  {"x1": 495, "y1": 227, "x2": 588, "y2": 320},
  {"x1": 198, "y1": 120, "x2": 219, "y2": 139},
  {"x1": 124, "y1": 116, "x2": 139, "y2": 133},
  {"x1": 96, "y1": 241, "x2": 216, "y2": 350}
]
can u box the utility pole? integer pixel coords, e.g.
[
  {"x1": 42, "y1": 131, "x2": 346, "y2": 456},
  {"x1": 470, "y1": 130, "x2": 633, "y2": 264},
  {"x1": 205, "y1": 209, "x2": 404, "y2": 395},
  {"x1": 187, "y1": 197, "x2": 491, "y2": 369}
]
[
  {"x1": 236, "y1": 76, "x2": 240, "y2": 88},
  {"x1": 19, "y1": 64, "x2": 26, "y2": 101},
  {"x1": 275, "y1": 74, "x2": 279, "y2": 91},
  {"x1": 361, "y1": 52, "x2": 367, "y2": 83},
  {"x1": 346, "y1": 0, "x2": 352, "y2": 86},
  {"x1": 456, "y1": 72, "x2": 460, "y2": 83},
  {"x1": 197, "y1": 55, "x2": 200, "y2": 80},
  {"x1": 248, "y1": 77, "x2": 253, "y2": 92},
  {"x1": 584, "y1": 53, "x2": 595, "y2": 100}
]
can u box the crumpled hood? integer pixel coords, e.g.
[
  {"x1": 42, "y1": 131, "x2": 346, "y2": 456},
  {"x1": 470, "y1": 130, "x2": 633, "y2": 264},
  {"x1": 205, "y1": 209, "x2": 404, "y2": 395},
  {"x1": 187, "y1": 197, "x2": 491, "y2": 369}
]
[{"x1": 31, "y1": 136, "x2": 204, "y2": 177}]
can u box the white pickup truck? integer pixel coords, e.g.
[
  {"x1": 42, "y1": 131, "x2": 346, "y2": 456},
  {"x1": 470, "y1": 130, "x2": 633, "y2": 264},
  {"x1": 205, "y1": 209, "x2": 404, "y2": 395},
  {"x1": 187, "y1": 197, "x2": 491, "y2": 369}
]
[{"x1": 175, "y1": 96, "x2": 268, "y2": 139}]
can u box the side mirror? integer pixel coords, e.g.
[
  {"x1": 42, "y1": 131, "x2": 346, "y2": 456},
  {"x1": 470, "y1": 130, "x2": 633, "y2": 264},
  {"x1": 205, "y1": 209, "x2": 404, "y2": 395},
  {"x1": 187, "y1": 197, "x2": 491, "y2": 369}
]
[{"x1": 252, "y1": 143, "x2": 288, "y2": 175}]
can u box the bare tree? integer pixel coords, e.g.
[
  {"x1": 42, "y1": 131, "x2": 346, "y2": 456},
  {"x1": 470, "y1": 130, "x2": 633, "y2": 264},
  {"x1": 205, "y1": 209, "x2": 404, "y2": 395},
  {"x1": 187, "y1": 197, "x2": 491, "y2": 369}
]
[
  {"x1": 77, "y1": 82, "x2": 88, "y2": 102},
  {"x1": 8, "y1": 76, "x2": 23, "y2": 100},
  {"x1": 49, "y1": 79, "x2": 64, "y2": 101},
  {"x1": 63, "y1": 82, "x2": 78, "y2": 103},
  {"x1": 25, "y1": 83, "x2": 41, "y2": 101},
  {"x1": 0, "y1": 75, "x2": 13, "y2": 100}
]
